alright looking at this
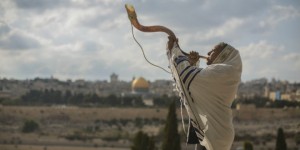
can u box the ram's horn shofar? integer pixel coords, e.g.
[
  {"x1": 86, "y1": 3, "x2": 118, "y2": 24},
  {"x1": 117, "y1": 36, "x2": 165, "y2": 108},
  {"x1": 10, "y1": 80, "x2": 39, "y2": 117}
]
[{"x1": 125, "y1": 4, "x2": 191, "y2": 56}]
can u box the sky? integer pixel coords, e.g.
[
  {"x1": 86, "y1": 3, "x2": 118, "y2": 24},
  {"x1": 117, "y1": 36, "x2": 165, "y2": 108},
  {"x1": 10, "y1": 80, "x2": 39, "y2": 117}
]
[{"x1": 0, "y1": 0, "x2": 299, "y2": 82}]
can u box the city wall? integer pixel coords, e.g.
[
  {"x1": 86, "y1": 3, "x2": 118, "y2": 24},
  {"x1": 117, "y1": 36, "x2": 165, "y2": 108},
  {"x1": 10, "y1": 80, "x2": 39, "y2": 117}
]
[{"x1": 233, "y1": 104, "x2": 300, "y2": 121}]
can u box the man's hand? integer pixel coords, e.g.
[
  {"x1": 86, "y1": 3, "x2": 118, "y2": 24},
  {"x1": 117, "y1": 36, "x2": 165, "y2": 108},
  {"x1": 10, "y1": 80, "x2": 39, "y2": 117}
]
[
  {"x1": 167, "y1": 36, "x2": 178, "y2": 51},
  {"x1": 188, "y1": 51, "x2": 200, "y2": 66}
]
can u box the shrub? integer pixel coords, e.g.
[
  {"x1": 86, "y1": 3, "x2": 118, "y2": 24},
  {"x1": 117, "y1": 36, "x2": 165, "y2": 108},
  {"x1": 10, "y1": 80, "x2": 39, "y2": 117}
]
[{"x1": 22, "y1": 120, "x2": 39, "y2": 133}]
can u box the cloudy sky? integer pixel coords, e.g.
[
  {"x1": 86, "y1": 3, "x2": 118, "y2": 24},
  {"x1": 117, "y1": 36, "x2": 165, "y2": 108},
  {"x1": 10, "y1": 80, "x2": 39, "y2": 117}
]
[{"x1": 0, "y1": 0, "x2": 299, "y2": 82}]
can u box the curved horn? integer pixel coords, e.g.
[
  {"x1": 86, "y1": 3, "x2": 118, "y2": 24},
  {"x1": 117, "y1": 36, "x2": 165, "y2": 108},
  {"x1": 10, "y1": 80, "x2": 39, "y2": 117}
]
[
  {"x1": 125, "y1": 4, "x2": 208, "y2": 59},
  {"x1": 125, "y1": 4, "x2": 189, "y2": 55},
  {"x1": 125, "y1": 4, "x2": 176, "y2": 39}
]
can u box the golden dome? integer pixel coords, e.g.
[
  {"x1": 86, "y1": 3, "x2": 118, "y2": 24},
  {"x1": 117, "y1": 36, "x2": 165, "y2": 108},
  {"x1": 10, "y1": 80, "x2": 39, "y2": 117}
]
[{"x1": 132, "y1": 77, "x2": 149, "y2": 89}]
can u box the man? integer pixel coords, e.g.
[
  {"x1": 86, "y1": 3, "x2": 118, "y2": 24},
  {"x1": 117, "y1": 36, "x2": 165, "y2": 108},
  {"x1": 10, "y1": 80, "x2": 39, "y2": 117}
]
[{"x1": 167, "y1": 36, "x2": 242, "y2": 150}]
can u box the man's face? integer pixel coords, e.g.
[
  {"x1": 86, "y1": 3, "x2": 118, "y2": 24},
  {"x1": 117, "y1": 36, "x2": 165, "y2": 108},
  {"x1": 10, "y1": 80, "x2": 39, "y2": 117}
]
[{"x1": 206, "y1": 43, "x2": 226, "y2": 65}]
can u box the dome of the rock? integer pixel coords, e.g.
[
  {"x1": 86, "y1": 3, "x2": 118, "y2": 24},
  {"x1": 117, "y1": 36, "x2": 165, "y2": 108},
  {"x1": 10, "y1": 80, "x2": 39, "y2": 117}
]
[{"x1": 132, "y1": 77, "x2": 149, "y2": 93}]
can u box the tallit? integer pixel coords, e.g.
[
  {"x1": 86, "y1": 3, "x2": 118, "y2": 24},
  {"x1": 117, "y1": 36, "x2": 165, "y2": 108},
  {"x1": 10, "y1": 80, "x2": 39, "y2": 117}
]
[{"x1": 167, "y1": 43, "x2": 242, "y2": 150}]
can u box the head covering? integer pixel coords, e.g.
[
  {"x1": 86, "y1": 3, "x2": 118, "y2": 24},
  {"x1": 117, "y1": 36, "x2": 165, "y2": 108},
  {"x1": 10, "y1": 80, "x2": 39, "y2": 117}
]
[
  {"x1": 213, "y1": 43, "x2": 234, "y2": 64},
  {"x1": 209, "y1": 43, "x2": 242, "y2": 76}
]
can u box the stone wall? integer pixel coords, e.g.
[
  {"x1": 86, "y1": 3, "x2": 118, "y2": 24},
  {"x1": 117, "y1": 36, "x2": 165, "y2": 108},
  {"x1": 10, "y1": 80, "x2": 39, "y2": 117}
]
[{"x1": 233, "y1": 104, "x2": 300, "y2": 121}]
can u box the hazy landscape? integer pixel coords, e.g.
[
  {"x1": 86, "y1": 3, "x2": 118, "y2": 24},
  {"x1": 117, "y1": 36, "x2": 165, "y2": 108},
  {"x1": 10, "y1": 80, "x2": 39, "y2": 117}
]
[{"x1": 0, "y1": 105, "x2": 299, "y2": 150}]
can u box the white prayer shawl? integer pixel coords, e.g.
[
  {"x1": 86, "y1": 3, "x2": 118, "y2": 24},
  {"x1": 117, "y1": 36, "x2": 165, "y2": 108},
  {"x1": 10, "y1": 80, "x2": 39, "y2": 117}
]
[{"x1": 167, "y1": 43, "x2": 242, "y2": 150}]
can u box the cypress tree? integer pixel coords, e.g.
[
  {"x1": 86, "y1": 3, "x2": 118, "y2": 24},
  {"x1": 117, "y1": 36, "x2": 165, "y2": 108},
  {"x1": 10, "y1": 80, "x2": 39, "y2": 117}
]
[
  {"x1": 162, "y1": 100, "x2": 181, "y2": 150},
  {"x1": 295, "y1": 132, "x2": 300, "y2": 146},
  {"x1": 131, "y1": 131, "x2": 155, "y2": 150},
  {"x1": 275, "y1": 127, "x2": 287, "y2": 150},
  {"x1": 244, "y1": 141, "x2": 253, "y2": 150}
]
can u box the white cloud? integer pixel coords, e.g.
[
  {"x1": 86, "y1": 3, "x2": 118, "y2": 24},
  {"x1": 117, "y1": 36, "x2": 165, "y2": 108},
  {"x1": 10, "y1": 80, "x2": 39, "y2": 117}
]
[
  {"x1": 239, "y1": 40, "x2": 284, "y2": 60},
  {"x1": 282, "y1": 53, "x2": 300, "y2": 68},
  {"x1": 237, "y1": 41, "x2": 288, "y2": 81},
  {"x1": 259, "y1": 5, "x2": 300, "y2": 30},
  {"x1": 203, "y1": 18, "x2": 245, "y2": 40},
  {"x1": 0, "y1": 27, "x2": 51, "y2": 50},
  {"x1": 0, "y1": 0, "x2": 18, "y2": 23}
]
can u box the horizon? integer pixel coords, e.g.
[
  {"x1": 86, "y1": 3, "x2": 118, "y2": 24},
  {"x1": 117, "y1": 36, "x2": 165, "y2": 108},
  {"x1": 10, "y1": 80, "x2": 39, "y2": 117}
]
[
  {"x1": 1, "y1": 0, "x2": 299, "y2": 82},
  {"x1": 0, "y1": 75, "x2": 298, "y2": 83}
]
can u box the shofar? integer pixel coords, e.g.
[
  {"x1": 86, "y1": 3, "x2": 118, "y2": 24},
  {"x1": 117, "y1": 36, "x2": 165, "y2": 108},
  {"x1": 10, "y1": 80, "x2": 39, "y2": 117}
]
[
  {"x1": 125, "y1": 4, "x2": 176, "y2": 39},
  {"x1": 125, "y1": 4, "x2": 207, "y2": 59}
]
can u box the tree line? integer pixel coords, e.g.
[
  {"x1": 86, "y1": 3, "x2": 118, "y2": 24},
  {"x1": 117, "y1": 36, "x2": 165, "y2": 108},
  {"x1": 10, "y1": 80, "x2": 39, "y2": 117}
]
[
  {"x1": 0, "y1": 89, "x2": 179, "y2": 107},
  {"x1": 1, "y1": 89, "x2": 299, "y2": 108}
]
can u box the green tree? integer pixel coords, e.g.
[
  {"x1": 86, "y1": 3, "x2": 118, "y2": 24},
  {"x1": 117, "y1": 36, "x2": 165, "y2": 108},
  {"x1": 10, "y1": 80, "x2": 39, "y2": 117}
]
[
  {"x1": 64, "y1": 90, "x2": 72, "y2": 104},
  {"x1": 131, "y1": 131, "x2": 155, "y2": 150},
  {"x1": 107, "y1": 94, "x2": 118, "y2": 105},
  {"x1": 22, "y1": 120, "x2": 39, "y2": 133},
  {"x1": 275, "y1": 128, "x2": 287, "y2": 150},
  {"x1": 162, "y1": 100, "x2": 181, "y2": 150},
  {"x1": 244, "y1": 141, "x2": 253, "y2": 150},
  {"x1": 295, "y1": 132, "x2": 300, "y2": 146}
]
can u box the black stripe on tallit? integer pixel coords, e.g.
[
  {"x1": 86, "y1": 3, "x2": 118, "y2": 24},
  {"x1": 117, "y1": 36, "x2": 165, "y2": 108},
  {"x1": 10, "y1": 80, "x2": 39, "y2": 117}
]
[
  {"x1": 187, "y1": 69, "x2": 201, "y2": 91},
  {"x1": 179, "y1": 66, "x2": 191, "y2": 77},
  {"x1": 175, "y1": 56, "x2": 188, "y2": 65},
  {"x1": 191, "y1": 119, "x2": 204, "y2": 137},
  {"x1": 184, "y1": 69, "x2": 199, "y2": 90},
  {"x1": 194, "y1": 128, "x2": 204, "y2": 139},
  {"x1": 192, "y1": 126, "x2": 204, "y2": 138},
  {"x1": 182, "y1": 68, "x2": 196, "y2": 84},
  {"x1": 189, "y1": 91, "x2": 194, "y2": 102}
]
